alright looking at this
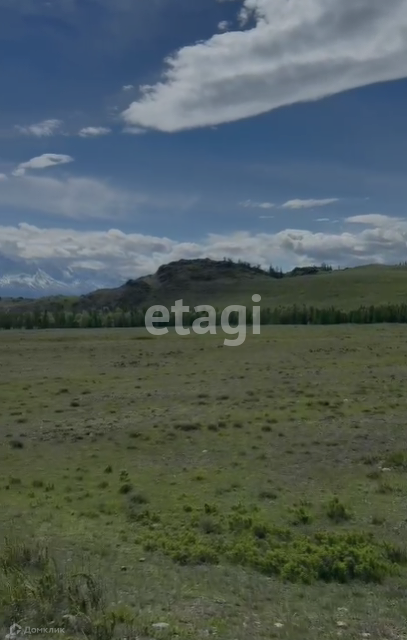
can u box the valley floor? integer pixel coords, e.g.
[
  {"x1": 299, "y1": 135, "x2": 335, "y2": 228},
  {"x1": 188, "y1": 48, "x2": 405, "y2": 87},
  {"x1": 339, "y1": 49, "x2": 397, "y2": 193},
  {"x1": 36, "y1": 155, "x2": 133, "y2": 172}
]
[{"x1": 1, "y1": 326, "x2": 407, "y2": 639}]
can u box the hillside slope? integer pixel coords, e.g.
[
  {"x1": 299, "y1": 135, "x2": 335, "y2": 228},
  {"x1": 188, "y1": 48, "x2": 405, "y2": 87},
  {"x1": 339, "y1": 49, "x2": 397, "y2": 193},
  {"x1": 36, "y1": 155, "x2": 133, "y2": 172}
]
[{"x1": 2, "y1": 260, "x2": 407, "y2": 314}]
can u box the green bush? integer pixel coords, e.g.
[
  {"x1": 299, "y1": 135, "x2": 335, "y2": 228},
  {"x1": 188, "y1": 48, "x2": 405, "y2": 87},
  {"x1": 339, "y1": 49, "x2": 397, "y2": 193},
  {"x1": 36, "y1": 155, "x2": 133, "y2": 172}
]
[
  {"x1": 199, "y1": 516, "x2": 223, "y2": 535},
  {"x1": 325, "y1": 497, "x2": 352, "y2": 523},
  {"x1": 118, "y1": 483, "x2": 133, "y2": 495},
  {"x1": 386, "y1": 451, "x2": 407, "y2": 470},
  {"x1": 138, "y1": 503, "x2": 406, "y2": 585},
  {"x1": 291, "y1": 506, "x2": 313, "y2": 525}
]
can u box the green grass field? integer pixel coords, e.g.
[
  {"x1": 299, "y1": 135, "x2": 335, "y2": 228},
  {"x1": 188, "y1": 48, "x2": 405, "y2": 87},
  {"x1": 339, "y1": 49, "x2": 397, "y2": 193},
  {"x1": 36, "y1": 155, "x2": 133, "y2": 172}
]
[{"x1": 1, "y1": 326, "x2": 407, "y2": 639}]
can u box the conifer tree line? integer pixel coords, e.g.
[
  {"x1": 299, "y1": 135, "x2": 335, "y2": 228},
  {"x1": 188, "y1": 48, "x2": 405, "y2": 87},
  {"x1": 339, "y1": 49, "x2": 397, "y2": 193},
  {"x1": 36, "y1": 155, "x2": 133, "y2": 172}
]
[{"x1": 2, "y1": 303, "x2": 407, "y2": 330}]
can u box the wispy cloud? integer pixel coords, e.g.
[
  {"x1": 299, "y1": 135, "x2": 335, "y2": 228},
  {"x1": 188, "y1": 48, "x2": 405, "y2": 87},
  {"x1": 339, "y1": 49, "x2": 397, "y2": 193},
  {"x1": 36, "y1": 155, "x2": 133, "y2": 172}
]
[
  {"x1": 15, "y1": 119, "x2": 63, "y2": 137},
  {"x1": 218, "y1": 20, "x2": 229, "y2": 31},
  {"x1": 0, "y1": 174, "x2": 148, "y2": 220},
  {"x1": 241, "y1": 198, "x2": 338, "y2": 210},
  {"x1": 281, "y1": 199, "x2": 339, "y2": 209},
  {"x1": 240, "y1": 200, "x2": 275, "y2": 209},
  {"x1": 12, "y1": 154, "x2": 74, "y2": 177},
  {"x1": 122, "y1": 126, "x2": 147, "y2": 135},
  {"x1": 78, "y1": 126, "x2": 111, "y2": 138},
  {"x1": 122, "y1": 0, "x2": 407, "y2": 132},
  {"x1": 345, "y1": 214, "x2": 401, "y2": 226}
]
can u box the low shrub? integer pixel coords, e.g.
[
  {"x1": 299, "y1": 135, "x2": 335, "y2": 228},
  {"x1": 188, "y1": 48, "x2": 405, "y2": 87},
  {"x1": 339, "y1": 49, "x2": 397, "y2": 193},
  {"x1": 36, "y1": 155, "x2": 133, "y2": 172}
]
[
  {"x1": 0, "y1": 537, "x2": 136, "y2": 637},
  {"x1": 386, "y1": 451, "x2": 407, "y2": 470},
  {"x1": 138, "y1": 503, "x2": 405, "y2": 585},
  {"x1": 325, "y1": 497, "x2": 352, "y2": 523}
]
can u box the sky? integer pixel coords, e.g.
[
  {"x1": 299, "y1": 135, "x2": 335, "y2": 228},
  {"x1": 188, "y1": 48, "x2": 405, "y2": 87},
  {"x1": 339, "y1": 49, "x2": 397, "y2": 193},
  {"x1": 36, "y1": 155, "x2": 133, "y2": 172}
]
[{"x1": 1, "y1": 0, "x2": 407, "y2": 285}]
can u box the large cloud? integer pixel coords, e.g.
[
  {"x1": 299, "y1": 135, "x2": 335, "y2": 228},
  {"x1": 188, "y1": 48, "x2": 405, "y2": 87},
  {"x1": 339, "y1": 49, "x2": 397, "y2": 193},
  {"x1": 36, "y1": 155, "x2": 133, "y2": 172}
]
[
  {"x1": 1, "y1": 215, "x2": 407, "y2": 283},
  {"x1": 122, "y1": 0, "x2": 407, "y2": 132}
]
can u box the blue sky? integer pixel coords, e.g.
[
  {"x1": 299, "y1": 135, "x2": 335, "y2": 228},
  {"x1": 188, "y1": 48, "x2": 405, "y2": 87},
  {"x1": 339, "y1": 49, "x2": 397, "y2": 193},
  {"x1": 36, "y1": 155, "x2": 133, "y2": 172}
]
[{"x1": 1, "y1": 0, "x2": 407, "y2": 285}]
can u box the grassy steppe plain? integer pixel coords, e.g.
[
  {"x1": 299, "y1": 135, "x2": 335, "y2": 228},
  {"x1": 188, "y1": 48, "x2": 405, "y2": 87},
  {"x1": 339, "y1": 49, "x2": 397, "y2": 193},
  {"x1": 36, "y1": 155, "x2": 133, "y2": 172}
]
[{"x1": 1, "y1": 326, "x2": 407, "y2": 639}]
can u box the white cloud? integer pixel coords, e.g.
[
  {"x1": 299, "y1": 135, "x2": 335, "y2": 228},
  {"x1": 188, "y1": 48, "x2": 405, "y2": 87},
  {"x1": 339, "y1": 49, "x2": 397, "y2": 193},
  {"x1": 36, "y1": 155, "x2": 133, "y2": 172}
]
[
  {"x1": 0, "y1": 174, "x2": 148, "y2": 220},
  {"x1": 0, "y1": 224, "x2": 183, "y2": 280},
  {"x1": 2, "y1": 214, "x2": 407, "y2": 282},
  {"x1": 122, "y1": 0, "x2": 407, "y2": 132},
  {"x1": 122, "y1": 84, "x2": 134, "y2": 91},
  {"x1": 243, "y1": 198, "x2": 338, "y2": 210},
  {"x1": 78, "y1": 126, "x2": 111, "y2": 137},
  {"x1": 281, "y1": 199, "x2": 339, "y2": 209},
  {"x1": 218, "y1": 20, "x2": 229, "y2": 31},
  {"x1": 345, "y1": 214, "x2": 400, "y2": 226},
  {"x1": 122, "y1": 126, "x2": 147, "y2": 135},
  {"x1": 240, "y1": 199, "x2": 274, "y2": 209},
  {"x1": 12, "y1": 154, "x2": 74, "y2": 177},
  {"x1": 15, "y1": 119, "x2": 63, "y2": 137},
  {"x1": 315, "y1": 218, "x2": 330, "y2": 222}
]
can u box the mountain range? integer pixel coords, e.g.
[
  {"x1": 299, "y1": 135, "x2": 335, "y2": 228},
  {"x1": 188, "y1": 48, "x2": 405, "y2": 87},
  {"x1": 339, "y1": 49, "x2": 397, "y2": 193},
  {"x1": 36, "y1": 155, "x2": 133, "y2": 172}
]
[
  {"x1": 2, "y1": 257, "x2": 407, "y2": 317},
  {"x1": 0, "y1": 256, "x2": 120, "y2": 298}
]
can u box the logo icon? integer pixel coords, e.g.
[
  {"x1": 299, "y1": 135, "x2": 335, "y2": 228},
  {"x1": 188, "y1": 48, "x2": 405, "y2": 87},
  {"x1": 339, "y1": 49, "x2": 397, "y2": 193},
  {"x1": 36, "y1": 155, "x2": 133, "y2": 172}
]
[{"x1": 6, "y1": 623, "x2": 22, "y2": 639}]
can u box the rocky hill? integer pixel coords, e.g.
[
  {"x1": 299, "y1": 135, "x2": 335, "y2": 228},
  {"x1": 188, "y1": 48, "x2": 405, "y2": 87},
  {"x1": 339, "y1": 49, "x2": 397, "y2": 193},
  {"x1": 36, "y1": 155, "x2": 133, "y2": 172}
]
[
  {"x1": 73, "y1": 258, "x2": 281, "y2": 312},
  {"x1": 2, "y1": 258, "x2": 407, "y2": 315}
]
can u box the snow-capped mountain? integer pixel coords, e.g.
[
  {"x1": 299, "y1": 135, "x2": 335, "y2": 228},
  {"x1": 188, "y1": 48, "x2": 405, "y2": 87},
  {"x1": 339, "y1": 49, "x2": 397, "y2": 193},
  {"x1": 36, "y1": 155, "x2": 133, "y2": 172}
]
[
  {"x1": 0, "y1": 256, "x2": 120, "y2": 298},
  {"x1": 0, "y1": 269, "x2": 86, "y2": 297}
]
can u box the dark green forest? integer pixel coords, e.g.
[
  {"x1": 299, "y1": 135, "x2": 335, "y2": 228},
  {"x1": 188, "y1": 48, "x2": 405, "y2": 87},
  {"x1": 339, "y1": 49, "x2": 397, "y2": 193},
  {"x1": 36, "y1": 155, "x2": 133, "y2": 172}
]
[{"x1": 2, "y1": 302, "x2": 407, "y2": 330}]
